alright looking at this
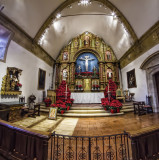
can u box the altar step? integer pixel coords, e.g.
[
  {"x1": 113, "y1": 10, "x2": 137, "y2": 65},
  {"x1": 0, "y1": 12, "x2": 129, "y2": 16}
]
[
  {"x1": 63, "y1": 104, "x2": 125, "y2": 117},
  {"x1": 121, "y1": 102, "x2": 134, "y2": 113},
  {"x1": 40, "y1": 102, "x2": 134, "y2": 117},
  {"x1": 59, "y1": 112, "x2": 124, "y2": 117}
]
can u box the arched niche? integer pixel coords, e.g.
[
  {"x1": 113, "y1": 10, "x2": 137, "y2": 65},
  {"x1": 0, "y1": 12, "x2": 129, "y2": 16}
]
[{"x1": 140, "y1": 51, "x2": 159, "y2": 112}]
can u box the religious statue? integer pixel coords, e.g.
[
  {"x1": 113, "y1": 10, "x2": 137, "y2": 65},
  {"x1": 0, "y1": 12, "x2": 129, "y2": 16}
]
[
  {"x1": 77, "y1": 65, "x2": 82, "y2": 75},
  {"x1": 62, "y1": 69, "x2": 67, "y2": 80},
  {"x1": 105, "y1": 51, "x2": 112, "y2": 61},
  {"x1": 79, "y1": 56, "x2": 94, "y2": 72},
  {"x1": 84, "y1": 35, "x2": 90, "y2": 47},
  {"x1": 107, "y1": 68, "x2": 113, "y2": 79},
  {"x1": 93, "y1": 66, "x2": 97, "y2": 76},
  {"x1": 63, "y1": 52, "x2": 68, "y2": 61}
]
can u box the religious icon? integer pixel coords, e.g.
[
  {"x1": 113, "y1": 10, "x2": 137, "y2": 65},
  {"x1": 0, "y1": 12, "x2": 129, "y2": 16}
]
[
  {"x1": 93, "y1": 66, "x2": 97, "y2": 76},
  {"x1": 63, "y1": 52, "x2": 69, "y2": 61},
  {"x1": 79, "y1": 56, "x2": 94, "y2": 72},
  {"x1": 105, "y1": 50, "x2": 112, "y2": 61},
  {"x1": 107, "y1": 68, "x2": 113, "y2": 79},
  {"x1": 38, "y1": 68, "x2": 46, "y2": 90},
  {"x1": 62, "y1": 69, "x2": 68, "y2": 80},
  {"x1": 77, "y1": 65, "x2": 82, "y2": 75},
  {"x1": 127, "y1": 69, "x2": 137, "y2": 88},
  {"x1": 48, "y1": 107, "x2": 57, "y2": 120},
  {"x1": 84, "y1": 35, "x2": 90, "y2": 46}
]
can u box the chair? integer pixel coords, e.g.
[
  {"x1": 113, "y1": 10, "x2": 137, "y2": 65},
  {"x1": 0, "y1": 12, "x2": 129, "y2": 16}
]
[
  {"x1": 20, "y1": 96, "x2": 29, "y2": 116},
  {"x1": 116, "y1": 88, "x2": 125, "y2": 103},
  {"x1": 133, "y1": 101, "x2": 146, "y2": 116},
  {"x1": 133, "y1": 101, "x2": 153, "y2": 116},
  {"x1": 28, "y1": 104, "x2": 40, "y2": 118}
]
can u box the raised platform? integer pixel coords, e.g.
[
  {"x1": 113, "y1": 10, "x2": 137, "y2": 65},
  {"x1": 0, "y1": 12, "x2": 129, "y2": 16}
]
[{"x1": 40, "y1": 103, "x2": 134, "y2": 117}]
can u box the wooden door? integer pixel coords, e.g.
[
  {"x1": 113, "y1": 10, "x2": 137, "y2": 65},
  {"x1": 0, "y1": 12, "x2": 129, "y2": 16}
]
[{"x1": 155, "y1": 72, "x2": 159, "y2": 103}]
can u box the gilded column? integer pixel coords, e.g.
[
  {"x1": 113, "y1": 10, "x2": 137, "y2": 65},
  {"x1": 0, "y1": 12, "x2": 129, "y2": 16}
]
[{"x1": 99, "y1": 63, "x2": 103, "y2": 82}]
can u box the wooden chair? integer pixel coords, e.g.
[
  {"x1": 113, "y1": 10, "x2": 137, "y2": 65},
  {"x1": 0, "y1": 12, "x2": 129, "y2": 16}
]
[
  {"x1": 116, "y1": 88, "x2": 125, "y2": 103},
  {"x1": 20, "y1": 97, "x2": 30, "y2": 116},
  {"x1": 28, "y1": 104, "x2": 40, "y2": 118},
  {"x1": 133, "y1": 101, "x2": 153, "y2": 116}
]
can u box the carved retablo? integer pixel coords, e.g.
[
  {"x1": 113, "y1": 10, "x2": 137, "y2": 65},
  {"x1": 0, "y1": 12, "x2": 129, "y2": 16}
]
[{"x1": 55, "y1": 31, "x2": 120, "y2": 92}]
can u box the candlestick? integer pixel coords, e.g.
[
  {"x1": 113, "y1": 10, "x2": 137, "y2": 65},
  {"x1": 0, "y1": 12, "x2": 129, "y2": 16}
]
[{"x1": 108, "y1": 83, "x2": 109, "y2": 92}]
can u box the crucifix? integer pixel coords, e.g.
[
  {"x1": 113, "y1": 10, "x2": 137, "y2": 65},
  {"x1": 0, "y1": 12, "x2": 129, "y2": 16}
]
[{"x1": 79, "y1": 56, "x2": 94, "y2": 71}]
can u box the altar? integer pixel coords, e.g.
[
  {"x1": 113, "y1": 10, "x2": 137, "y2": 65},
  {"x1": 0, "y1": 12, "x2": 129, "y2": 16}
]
[{"x1": 71, "y1": 92, "x2": 104, "y2": 103}]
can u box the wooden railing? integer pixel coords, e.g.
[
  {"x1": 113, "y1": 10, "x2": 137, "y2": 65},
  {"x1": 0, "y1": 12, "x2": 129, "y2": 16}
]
[
  {"x1": 127, "y1": 124, "x2": 159, "y2": 160},
  {"x1": 1, "y1": 119, "x2": 159, "y2": 160},
  {"x1": 0, "y1": 120, "x2": 51, "y2": 160}
]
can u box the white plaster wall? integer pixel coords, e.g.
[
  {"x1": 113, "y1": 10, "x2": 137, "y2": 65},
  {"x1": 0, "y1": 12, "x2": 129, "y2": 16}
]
[
  {"x1": 121, "y1": 44, "x2": 159, "y2": 102},
  {"x1": 0, "y1": 41, "x2": 53, "y2": 103}
]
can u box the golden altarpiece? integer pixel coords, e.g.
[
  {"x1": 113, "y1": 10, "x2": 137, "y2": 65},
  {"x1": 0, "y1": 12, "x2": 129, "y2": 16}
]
[{"x1": 55, "y1": 32, "x2": 120, "y2": 92}]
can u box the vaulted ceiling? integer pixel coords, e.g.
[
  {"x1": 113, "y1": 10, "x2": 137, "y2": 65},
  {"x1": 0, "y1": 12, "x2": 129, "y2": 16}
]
[{"x1": 1, "y1": 0, "x2": 159, "y2": 60}]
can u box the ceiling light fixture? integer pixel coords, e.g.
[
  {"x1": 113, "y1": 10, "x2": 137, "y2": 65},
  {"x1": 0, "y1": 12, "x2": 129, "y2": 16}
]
[
  {"x1": 56, "y1": 13, "x2": 62, "y2": 19},
  {"x1": 78, "y1": 0, "x2": 91, "y2": 6},
  {"x1": 111, "y1": 11, "x2": 117, "y2": 19}
]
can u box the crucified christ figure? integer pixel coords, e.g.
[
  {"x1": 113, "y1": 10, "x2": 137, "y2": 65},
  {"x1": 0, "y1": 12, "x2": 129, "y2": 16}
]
[{"x1": 79, "y1": 56, "x2": 94, "y2": 72}]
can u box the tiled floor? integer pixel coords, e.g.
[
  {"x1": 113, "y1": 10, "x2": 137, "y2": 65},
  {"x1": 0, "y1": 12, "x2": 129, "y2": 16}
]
[
  {"x1": 53, "y1": 118, "x2": 78, "y2": 135},
  {"x1": 73, "y1": 112, "x2": 159, "y2": 136},
  {"x1": 12, "y1": 109, "x2": 159, "y2": 136}
]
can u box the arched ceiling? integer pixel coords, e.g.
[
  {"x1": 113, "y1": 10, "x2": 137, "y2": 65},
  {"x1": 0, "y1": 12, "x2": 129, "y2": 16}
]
[{"x1": 1, "y1": 0, "x2": 159, "y2": 60}]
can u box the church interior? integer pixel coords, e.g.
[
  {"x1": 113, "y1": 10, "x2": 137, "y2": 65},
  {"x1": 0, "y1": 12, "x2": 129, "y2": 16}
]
[{"x1": 0, "y1": 0, "x2": 159, "y2": 160}]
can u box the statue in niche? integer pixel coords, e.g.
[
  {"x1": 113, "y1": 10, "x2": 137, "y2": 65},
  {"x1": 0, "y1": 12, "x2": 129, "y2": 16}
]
[
  {"x1": 62, "y1": 69, "x2": 67, "y2": 80},
  {"x1": 84, "y1": 35, "x2": 90, "y2": 47},
  {"x1": 93, "y1": 66, "x2": 97, "y2": 76},
  {"x1": 63, "y1": 52, "x2": 68, "y2": 61},
  {"x1": 79, "y1": 56, "x2": 94, "y2": 72},
  {"x1": 107, "y1": 68, "x2": 113, "y2": 80},
  {"x1": 105, "y1": 50, "x2": 112, "y2": 61},
  {"x1": 77, "y1": 65, "x2": 82, "y2": 75}
]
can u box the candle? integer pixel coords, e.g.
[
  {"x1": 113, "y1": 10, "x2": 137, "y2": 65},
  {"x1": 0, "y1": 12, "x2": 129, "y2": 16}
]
[{"x1": 108, "y1": 83, "x2": 109, "y2": 92}]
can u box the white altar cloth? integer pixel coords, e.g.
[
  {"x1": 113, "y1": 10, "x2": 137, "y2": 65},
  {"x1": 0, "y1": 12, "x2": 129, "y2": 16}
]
[{"x1": 71, "y1": 92, "x2": 104, "y2": 103}]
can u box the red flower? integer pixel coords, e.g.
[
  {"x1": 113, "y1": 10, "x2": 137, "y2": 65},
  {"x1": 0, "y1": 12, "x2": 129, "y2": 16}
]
[
  {"x1": 17, "y1": 83, "x2": 22, "y2": 87},
  {"x1": 61, "y1": 110, "x2": 65, "y2": 114}
]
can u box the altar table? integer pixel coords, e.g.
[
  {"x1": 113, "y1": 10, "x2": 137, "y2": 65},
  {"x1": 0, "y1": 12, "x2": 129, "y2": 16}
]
[{"x1": 71, "y1": 92, "x2": 104, "y2": 103}]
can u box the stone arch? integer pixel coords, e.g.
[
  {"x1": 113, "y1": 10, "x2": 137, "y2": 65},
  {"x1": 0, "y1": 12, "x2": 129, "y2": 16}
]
[{"x1": 141, "y1": 51, "x2": 159, "y2": 112}]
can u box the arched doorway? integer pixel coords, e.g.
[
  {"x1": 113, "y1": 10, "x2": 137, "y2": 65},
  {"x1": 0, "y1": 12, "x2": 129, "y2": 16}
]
[
  {"x1": 140, "y1": 51, "x2": 159, "y2": 112},
  {"x1": 154, "y1": 71, "x2": 159, "y2": 106}
]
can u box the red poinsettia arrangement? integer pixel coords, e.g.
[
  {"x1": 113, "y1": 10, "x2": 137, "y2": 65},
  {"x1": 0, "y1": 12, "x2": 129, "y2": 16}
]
[
  {"x1": 101, "y1": 80, "x2": 122, "y2": 113},
  {"x1": 50, "y1": 81, "x2": 74, "y2": 114},
  {"x1": 44, "y1": 98, "x2": 52, "y2": 107}
]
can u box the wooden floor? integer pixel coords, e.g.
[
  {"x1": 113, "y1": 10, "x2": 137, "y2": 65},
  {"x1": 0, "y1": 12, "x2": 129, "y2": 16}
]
[{"x1": 72, "y1": 112, "x2": 159, "y2": 136}]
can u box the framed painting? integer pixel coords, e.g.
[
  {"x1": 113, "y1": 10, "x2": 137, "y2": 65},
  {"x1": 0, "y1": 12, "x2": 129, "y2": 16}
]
[
  {"x1": 38, "y1": 68, "x2": 46, "y2": 90},
  {"x1": 48, "y1": 107, "x2": 57, "y2": 120},
  {"x1": 0, "y1": 24, "x2": 13, "y2": 63},
  {"x1": 127, "y1": 69, "x2": 137, "y2": 88}
]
